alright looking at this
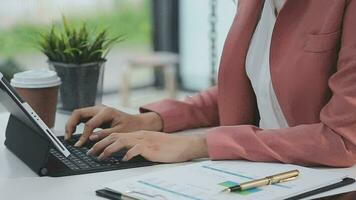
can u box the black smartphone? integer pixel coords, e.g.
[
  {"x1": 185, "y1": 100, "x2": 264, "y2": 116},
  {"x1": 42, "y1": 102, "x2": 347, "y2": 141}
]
[
  {"x1": 313, "y1": 190, "x2": 356, "y2": 200},
  {"x1": 96, "y1": 189, "x2": 121, "y2": 200}
]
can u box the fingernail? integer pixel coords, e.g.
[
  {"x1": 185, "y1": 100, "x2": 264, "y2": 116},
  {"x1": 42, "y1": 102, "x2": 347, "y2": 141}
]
[
  {"x1": 89, "y1": 134, "x2": 98, "y2": 141},
  {"x1": 122, "y1": 155, "x2": 128, "y2": 162},
  {"x1": 87, "y1": 148, "x2": 93, "y2": 155},
  {"x1": 97, "y1": 153, "x2": 104, "y2": 160},
  {"x1": 64, "y1": 134, "x2": 68, "y2": 140},
  {"x1": 74, "y1": 140, "x2": 82, "y2": 147}
]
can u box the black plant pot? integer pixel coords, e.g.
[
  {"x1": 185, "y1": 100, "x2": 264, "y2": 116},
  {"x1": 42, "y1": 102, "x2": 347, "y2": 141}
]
[{"x1": 49, "y1": 61, "x2": 105, "y2": 111}]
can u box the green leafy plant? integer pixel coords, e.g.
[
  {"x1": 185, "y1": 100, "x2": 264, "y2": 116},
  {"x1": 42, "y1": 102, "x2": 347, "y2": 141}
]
[
  {"x1": 38, "y1": 17, "x2": 123, "y2": 64},
  {"x1": 0, "y1": 58, "x2": 23, "y2": 80}
]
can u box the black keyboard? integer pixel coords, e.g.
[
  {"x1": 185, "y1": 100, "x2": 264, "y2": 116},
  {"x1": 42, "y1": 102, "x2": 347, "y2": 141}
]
[{"x1": 50, "y1": 137, "x2": 127, "y2": 171}]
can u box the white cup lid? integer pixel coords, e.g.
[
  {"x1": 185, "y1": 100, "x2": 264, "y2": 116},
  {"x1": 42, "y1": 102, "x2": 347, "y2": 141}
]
[{"x1": 11, "y1": 69, "x2": 61, "y2": 89}]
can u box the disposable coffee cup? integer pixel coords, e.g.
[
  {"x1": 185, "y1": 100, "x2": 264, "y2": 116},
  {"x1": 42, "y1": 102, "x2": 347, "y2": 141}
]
[{"x1": 11, "y1": 69, "x2": 61, "y2": 128}]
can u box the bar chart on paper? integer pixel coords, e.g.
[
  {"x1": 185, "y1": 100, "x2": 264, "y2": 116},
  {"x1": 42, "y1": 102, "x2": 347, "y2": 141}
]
[{"x1": 104, "y1": 161, "x2": 346, "y2": 200}]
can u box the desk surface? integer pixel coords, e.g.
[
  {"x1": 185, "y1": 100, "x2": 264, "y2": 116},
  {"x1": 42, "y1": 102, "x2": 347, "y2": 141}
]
[{"x1": 0, "y1": 108, "x2": 355, "y2": 199}]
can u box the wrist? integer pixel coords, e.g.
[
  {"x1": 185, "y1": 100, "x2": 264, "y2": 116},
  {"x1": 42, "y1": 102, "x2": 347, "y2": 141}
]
[
  {"x1": 189, "y1": 135, "x2": 208, "y2": 160},
  {"x1": 137, "y1": 112, "x2": 163, "y2": 131}
]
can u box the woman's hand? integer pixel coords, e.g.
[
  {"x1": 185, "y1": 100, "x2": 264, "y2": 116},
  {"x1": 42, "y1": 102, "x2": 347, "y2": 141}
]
[
  {"x1": 87, "y1": 131, "x2": 209, "y2": 163},
  {"x1": 65, "y1": 105, "x2": 163, "y2": 147}
]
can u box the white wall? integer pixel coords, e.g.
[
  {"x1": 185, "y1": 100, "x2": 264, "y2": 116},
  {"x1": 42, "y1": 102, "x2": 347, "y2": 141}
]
[{"x1": 179, "y1": 0, "x2": 236, "y2": 90}]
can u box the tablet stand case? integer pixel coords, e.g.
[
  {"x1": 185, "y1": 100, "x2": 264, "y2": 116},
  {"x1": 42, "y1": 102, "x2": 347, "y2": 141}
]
[
  {"x1": 4, "y1": 114, "x2": 53, "y2": 176},
  {"x1": 4, "y1": 114, "x2": 156, "y2": 177}
]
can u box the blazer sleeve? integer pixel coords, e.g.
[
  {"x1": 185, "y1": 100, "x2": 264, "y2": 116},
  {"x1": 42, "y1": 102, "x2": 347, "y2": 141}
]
[
  {"x1": 207, "y1": 1, "x2": 356, "y2": 167},
  {"x1": 140, "y1": 86, "x2": 219, "y2": 133}
]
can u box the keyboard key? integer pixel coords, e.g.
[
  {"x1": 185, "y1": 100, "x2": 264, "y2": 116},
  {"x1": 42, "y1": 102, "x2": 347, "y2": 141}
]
[{"x1": 51, "y1": 137, "x2": 129, "y2": 171}]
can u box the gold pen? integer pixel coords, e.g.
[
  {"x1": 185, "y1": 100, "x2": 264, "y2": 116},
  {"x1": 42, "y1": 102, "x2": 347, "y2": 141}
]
[{"x1": 222, "y1": 169, "x2": 300, "y2": 192}]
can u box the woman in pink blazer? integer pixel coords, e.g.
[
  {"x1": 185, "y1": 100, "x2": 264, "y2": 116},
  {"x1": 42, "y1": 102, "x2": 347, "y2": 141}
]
[{"x1": 66, "y1": 0, "x2": 356, "y2": 167}]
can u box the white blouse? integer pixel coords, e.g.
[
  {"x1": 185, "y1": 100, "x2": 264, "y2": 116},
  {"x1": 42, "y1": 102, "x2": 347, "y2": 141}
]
[{"x1": 245, "y1": 0, "x2": 288, "y2": 129}]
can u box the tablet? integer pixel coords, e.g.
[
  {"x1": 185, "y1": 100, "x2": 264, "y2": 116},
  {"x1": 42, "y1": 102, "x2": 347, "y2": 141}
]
[{"x1": 0, "y1": 72, "x2": 70, "y2": 157}]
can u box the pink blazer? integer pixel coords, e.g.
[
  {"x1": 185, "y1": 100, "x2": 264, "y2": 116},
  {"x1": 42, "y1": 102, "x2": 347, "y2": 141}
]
[{"x1": 141, "y1": 0, "x2": 356, "y2": 167}]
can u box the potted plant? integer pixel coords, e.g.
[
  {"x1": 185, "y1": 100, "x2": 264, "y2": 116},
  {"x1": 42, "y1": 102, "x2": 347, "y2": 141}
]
[
  {"x1": 38, "y1": 17, "x2": 122, "y2": 111},
  {"x1": 0, "y1": 57, "x2": 23, "y2": 80}
]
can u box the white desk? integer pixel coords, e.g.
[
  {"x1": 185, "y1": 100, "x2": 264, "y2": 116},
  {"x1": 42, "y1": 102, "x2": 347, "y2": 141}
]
[{"x1": 0, "y1": 107, "x2": 355, "y2": 199}]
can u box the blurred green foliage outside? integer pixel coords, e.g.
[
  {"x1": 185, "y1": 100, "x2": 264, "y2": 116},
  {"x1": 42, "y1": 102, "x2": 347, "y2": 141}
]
[{"x1": 0, "y1": 0, "x2": 152, "y2": 57}]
